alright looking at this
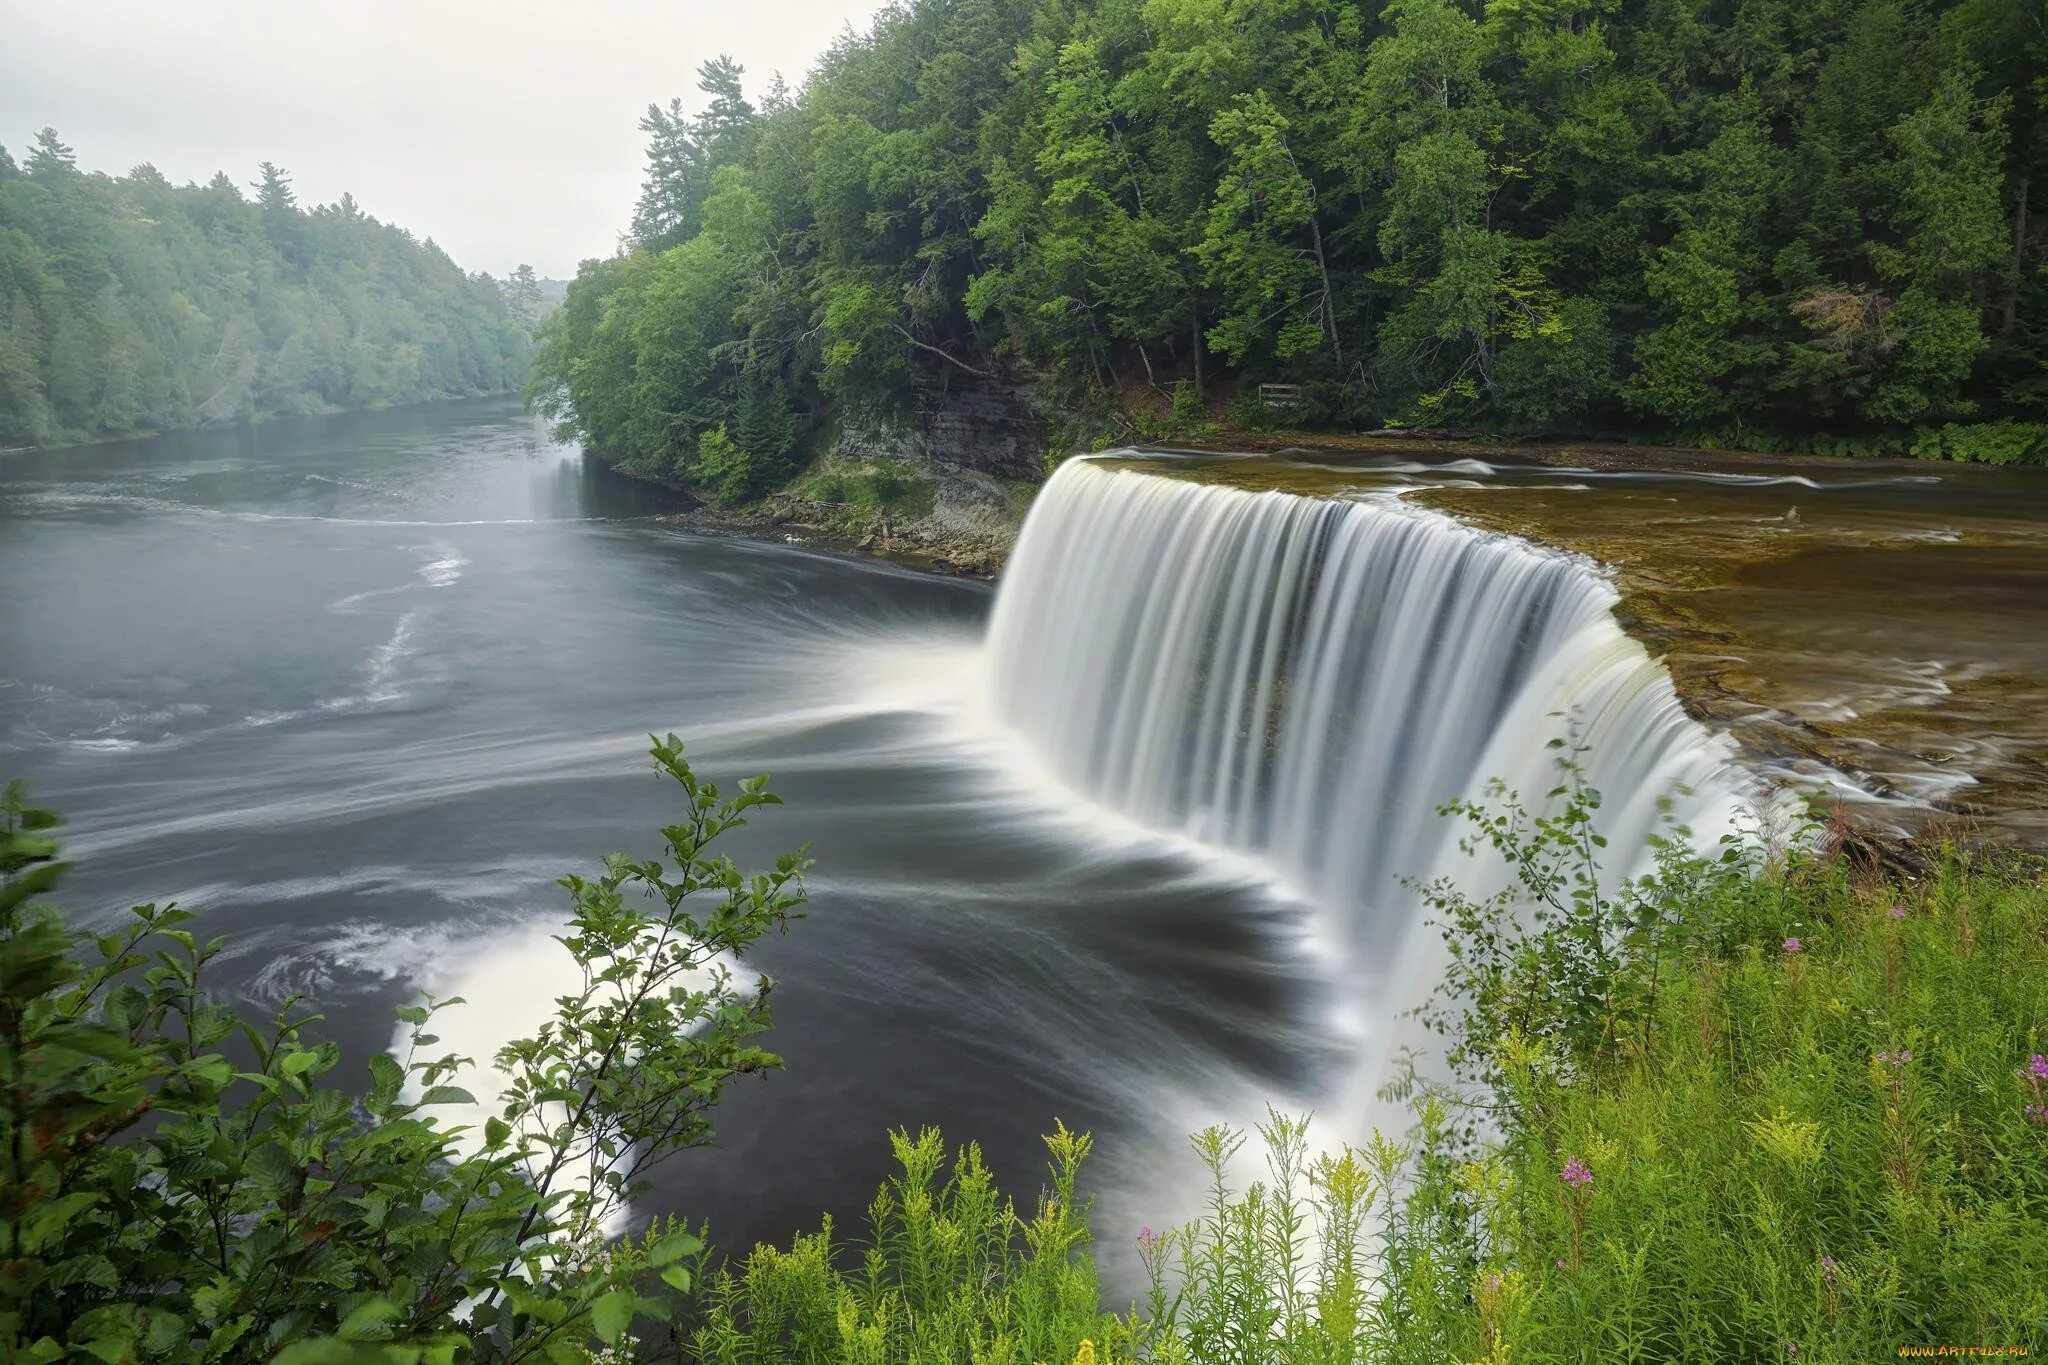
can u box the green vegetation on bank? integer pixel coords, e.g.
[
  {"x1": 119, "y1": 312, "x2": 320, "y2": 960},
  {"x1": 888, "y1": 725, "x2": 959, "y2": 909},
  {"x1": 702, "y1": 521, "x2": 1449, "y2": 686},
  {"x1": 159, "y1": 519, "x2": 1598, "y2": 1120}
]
[
  {"x1": 0, "y1": 131, "x2": 532, "y2": 448},
  {"x1": 8, "y1": 741, "x2": 2045, "y2": 1361},
  {"x1": 530, "y1": 0, "x2": 2048, "y2": 495}
]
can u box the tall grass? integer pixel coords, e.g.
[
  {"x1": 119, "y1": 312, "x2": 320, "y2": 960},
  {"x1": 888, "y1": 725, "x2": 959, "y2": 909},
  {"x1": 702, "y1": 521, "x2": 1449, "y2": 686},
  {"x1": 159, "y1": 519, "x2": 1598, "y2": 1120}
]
[{"x1": 681, "y1": 829, "x2": 2048, "y2": 1361}]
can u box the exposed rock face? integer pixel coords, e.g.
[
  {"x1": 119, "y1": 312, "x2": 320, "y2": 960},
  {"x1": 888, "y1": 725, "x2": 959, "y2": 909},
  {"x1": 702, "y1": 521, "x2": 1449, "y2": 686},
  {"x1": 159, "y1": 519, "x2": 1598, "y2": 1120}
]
[{"x1": 832, "y1": 367, "x2": 1048, "y2": 482}]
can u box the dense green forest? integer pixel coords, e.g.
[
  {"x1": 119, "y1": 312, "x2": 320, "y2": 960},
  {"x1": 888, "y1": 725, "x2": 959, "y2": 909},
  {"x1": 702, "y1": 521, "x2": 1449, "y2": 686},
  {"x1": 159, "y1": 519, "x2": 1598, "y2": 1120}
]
[
  {"x1": 532, "y1": 0, "x2": 2048, "y2": 493},
  {"x1": 0, "y1": 131, "x2": 531, "y2": 448}
]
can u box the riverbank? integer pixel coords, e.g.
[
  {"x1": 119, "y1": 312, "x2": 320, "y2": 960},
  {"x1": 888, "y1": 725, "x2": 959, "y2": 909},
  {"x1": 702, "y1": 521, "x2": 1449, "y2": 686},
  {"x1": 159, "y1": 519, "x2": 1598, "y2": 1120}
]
[{"x1": 602, "y1": 453, "x2": 1034, "y2": 578}]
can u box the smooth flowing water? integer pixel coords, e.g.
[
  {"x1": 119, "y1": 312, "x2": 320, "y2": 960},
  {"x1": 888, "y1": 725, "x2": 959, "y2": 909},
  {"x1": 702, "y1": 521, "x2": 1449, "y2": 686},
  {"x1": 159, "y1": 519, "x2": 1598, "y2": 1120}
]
[
  {"x1": 0, "y1": 400, "x2": 1347, "y2": 1266},
  {"x1": 13, "y1": 400, "x2": 1991, "y2": 1274}
]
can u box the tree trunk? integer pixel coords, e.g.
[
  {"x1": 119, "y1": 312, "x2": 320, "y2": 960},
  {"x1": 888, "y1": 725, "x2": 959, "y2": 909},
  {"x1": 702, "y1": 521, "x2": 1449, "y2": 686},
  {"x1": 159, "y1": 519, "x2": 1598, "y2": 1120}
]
[
  {"x1": 2005, "y1": 171, "x2": 2030, "y2": 337},
  {"x1": 1307, "y1": 208, "x2": 1340, "y2": 362}
]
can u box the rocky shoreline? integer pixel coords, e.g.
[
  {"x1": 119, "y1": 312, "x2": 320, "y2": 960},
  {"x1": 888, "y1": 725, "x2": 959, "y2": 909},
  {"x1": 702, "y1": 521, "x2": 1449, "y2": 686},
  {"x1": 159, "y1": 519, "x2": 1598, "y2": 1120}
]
[{"x1": 604, "y1": 456, "x2": 1028, "y2": 579}]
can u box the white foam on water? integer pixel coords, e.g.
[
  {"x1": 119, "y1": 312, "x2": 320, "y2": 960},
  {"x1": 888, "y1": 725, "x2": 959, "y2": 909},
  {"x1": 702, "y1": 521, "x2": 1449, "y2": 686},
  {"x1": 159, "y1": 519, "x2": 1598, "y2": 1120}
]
[{"x1": 418, "y1": 545, "x2": 468, "y2": 588}]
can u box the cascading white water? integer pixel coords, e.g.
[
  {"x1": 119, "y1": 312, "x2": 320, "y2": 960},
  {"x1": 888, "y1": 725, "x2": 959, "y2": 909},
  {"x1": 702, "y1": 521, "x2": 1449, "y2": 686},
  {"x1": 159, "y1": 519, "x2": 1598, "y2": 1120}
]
[{"x1": 986, "y1": 457, "x2": 1760, "y2": 978}]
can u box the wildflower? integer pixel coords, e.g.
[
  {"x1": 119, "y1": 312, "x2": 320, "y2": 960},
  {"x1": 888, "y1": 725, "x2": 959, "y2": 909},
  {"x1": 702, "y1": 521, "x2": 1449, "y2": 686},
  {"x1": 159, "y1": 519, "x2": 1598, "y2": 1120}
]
[
  {"x1": 2028, "y1": 1055, "x2": 2048, "y2": 1082},
  {"x1": 1555, "y1": 1258, "x2": 1566, "y2": 1268},
  {"x1": 1876, "y1": 1049, "x2": 1910, "y2": 1068},
  {"x1": 1071, "y1": 1341, "x2": 1097, "y2": 1365},
  {"x1": 1888, "y1": 903, "x2": 1908, "y2": 920},
  {"x1": 1782, "y1": 936, "x2": 1802, "y2": 954},
  {"x1": 1484, "y1": 1272, "x2": 1504, "y2": 1293},
  {"x1": 1821, "y1": 1255, "x2": 1837, "y2": 1285},
  {"x1": 1561, "y1": 1156, "x2": 1593, "y2": 1189},
  {"x1": 2027, "y1": 1104, "x2": 2048, "y2": 1126}
]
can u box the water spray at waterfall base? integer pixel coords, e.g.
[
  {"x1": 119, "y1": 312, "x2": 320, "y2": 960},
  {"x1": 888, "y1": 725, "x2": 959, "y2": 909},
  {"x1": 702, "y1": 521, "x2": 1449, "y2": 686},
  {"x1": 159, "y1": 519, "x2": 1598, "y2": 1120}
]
[{"x1": 971, "y1": 457, "x2": 1764, "y2": 1132}]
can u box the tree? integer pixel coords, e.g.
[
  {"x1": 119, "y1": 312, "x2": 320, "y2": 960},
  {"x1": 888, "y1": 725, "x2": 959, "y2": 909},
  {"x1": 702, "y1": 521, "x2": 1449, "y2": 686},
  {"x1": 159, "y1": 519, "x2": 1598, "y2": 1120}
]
[
  {"x1": 504, "y1": 263, "x2": 545, "y2": 322},
  {"x1": 631, "y1": 98, "x2": 707, "y2": 247},
  {"x1": 252, "y1": 161, "x2": 304, "y2": 265},
  {"x1": 530, "y1": 0, "x2": 2048, "y2": 465},
  {"x1": 1198, "y1": 92, "x2": 1329, "y2": 366},
  {"x1": 25, "y1": 128, "x2": 76, "y2": 179},
  {"x1": 631, "y1": 58, "x2": 758, "y2": 251}
]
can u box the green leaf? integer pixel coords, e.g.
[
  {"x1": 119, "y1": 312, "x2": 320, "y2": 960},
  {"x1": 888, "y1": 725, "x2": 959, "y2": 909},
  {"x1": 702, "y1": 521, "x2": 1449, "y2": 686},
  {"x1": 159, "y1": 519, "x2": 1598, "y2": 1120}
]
[
  {"x1": 337, "y1": 1297, "x2": 400, "y2": 1341},
  {"x1": 659, "y1": 1263, "x2": 694, "y2": 1292},
  {"x1": 648, "y1": 1229, "x2": 702, "y2": 1267},
  {"x1": 187, "y1": 1054, "x2": 234, "y2": 1086},
  {"x1": 275, "y1": 1339, "x2": 373, "y2": 1365},
  {"x1": 368, "y1": 1052, "x2": 403, "y2": 1095},
  {"x1": 418, "y1": 1085, "x2": 476, "y2": 1106},
  {"x1": 591, "y1": 1287, "x2": 638, "y2": 1344}
]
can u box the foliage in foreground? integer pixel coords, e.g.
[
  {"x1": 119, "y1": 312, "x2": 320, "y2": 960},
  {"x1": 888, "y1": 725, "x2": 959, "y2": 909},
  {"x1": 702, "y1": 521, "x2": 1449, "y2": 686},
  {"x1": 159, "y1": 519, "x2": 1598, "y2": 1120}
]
[
  {"x1": 695, "y1": 758, "x2": 2048, "y2": 1362},
  {"x1": 0, "y1": 741, "x2": 808, "y2": 1362},
  {"x1": 7, "y1": 744, "x2": 2047, "y2": 1363}
]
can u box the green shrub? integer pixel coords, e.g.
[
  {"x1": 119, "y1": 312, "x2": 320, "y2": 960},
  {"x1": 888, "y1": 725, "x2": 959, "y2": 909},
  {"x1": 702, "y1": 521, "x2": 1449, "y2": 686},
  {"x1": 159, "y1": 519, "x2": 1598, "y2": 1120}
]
[
  {"x1": 1909, "y1": 420, "x2": 2048, "y2": 466},
  {"x1": 11, "y1": 739, "x2": 2046, "y2": 1363},
  {"x1": 1226, "y1": 389, "x2": 1271, "y2": 432},
  {"x1": 804, "y1": 472, "x2": 849, "y2": 505},
  {"x1": 690, "y1": 1125, "x2": 1115, "y2": 1364},
  {"x1": 1401, "y1": 744, "x2": 2048, "y2": 1359},
  {"x1": 0, "y1": 744, "x2": 808, "y2": 1363}
]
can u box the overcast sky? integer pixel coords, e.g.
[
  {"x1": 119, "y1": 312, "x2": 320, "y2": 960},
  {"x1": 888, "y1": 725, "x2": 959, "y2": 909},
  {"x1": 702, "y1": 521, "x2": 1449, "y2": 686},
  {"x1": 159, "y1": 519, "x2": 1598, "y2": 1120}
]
[{"x1": 1, "y1": 0, "x2": 892, "y2": 280}]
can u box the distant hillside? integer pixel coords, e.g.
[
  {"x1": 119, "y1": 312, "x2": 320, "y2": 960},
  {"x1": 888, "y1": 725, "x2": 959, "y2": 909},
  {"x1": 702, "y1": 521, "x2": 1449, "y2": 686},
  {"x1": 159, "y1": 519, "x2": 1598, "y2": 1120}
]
[{"x1": 0, "y1": 130, "x2": 531, "y2": 448}]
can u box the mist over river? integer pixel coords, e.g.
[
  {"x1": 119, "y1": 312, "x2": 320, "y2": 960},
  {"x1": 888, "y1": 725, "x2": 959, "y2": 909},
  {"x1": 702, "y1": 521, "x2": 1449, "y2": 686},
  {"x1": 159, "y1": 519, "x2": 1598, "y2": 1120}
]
[{"x1": 0, "y1": 397, "x2": 1340, "y2": 1270}]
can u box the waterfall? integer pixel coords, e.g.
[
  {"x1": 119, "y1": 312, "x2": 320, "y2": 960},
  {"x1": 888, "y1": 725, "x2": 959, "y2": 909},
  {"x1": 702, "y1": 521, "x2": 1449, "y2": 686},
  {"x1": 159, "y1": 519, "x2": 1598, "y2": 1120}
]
[{"x1": 985, "y1": 457, "x2": 1759, "y2": 973}]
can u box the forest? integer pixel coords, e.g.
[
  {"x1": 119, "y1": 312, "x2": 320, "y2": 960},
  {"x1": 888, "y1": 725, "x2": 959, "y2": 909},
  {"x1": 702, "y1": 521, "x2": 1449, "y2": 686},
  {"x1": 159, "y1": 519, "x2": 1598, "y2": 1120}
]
[
  {"x1": 0, "y1": 131, "x2": 532, "y2": 448},
  {"x1": 531, "y1": 0, "x2": 2048, "y2": 495}
]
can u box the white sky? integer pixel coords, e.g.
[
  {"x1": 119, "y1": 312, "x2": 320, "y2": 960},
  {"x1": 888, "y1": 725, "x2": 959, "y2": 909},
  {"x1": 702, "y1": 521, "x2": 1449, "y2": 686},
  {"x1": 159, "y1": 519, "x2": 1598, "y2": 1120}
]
[{"x1": 1, "y1": 0, "x2": 893, "y2": 279}]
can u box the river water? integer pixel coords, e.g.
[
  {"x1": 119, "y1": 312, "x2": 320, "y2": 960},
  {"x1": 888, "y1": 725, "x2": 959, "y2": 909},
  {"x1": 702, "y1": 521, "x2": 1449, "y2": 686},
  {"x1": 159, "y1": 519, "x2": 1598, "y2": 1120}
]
[
  {"x1": 0, "y1": 397, "x2": 1332, "y2": 1267},
  {"x1": 11, "y1": 397, "x2": 2043, "y2": 1276}
]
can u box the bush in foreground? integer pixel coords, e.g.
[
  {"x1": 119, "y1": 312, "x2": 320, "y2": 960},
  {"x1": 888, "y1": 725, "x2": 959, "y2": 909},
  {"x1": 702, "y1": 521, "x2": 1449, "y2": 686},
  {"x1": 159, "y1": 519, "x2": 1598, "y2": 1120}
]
[
  {"x1": 6, "y1": 747, "x2": 2045, "y2": 1362},
  {"x1": 694, "y1": 759, "x2": 2048, "y2": 1363},
  {"x1": 0, "y1": 742, "x2": 808, "y2": 1363}
]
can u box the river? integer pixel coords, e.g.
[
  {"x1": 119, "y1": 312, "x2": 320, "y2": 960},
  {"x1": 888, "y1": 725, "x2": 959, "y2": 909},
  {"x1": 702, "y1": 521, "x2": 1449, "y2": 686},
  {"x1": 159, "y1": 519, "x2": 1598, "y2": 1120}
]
[
  {"x1": 0, "y1": 397, "x2": 1332, "y2": 1270},
  {"x1": 11, "y1": 396, "x2": 2043, "y2": 1281}
]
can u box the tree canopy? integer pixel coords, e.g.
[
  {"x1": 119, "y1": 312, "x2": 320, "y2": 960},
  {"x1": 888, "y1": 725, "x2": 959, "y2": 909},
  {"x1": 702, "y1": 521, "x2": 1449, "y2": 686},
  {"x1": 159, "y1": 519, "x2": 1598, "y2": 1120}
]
[
  {"x1": 0, "y1": 132, "x2": 531, "y2": 447},
  {"x1": 532, "y1": 0, "x2": 2048, "y2": 485}
]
